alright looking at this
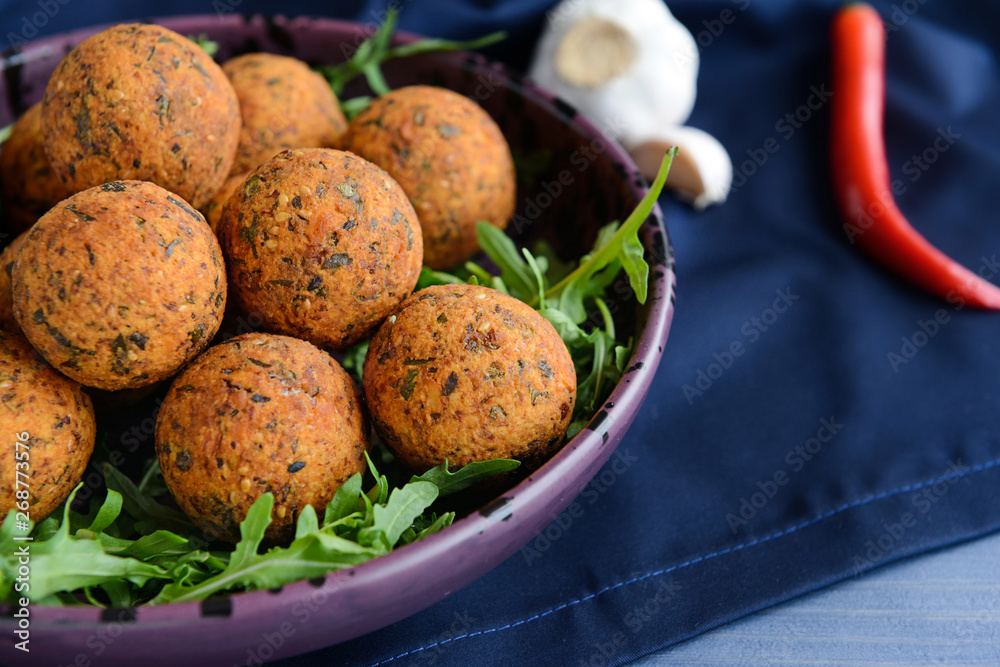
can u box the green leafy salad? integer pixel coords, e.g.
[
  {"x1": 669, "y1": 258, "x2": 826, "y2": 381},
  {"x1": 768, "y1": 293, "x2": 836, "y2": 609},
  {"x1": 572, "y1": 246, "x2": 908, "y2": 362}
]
[{"x1": 0, "y1": 10, "x2": 675, "y2": 607}]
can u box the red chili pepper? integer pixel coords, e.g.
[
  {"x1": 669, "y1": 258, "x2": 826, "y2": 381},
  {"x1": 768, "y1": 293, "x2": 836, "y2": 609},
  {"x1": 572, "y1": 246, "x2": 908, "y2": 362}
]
[{"x1": 830, "y1": 2, "x2": 1000, "y2": 309}]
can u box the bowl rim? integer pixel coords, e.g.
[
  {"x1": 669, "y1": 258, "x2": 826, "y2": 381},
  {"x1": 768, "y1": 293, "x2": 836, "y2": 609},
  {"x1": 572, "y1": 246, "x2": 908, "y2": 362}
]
[{"x1": 0, "y1": 10, "x2": 676, "y2": 644}]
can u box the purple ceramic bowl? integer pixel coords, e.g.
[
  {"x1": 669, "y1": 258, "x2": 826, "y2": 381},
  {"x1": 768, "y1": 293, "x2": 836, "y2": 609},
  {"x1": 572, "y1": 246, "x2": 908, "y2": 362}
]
[{"x1": 0, "y1": 14, "x2": 676, "y2": 666}]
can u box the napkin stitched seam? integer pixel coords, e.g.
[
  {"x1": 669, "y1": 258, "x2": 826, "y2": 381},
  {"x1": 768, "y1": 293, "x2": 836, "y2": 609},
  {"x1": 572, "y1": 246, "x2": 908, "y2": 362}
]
[{"x1": 369, "y1": 453, "x2": 1000, "y2": 665}]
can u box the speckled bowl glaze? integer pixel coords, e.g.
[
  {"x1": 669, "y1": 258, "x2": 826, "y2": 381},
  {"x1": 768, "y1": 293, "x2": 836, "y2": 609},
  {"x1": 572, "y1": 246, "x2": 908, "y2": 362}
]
[{"x1": 0, "y1": 15, "x2": 676, "y2": 666}]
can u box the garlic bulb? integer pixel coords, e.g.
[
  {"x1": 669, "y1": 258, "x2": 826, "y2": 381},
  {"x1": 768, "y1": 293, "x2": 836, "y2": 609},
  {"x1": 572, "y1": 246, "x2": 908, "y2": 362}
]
[{"x1": 528, "y1": 0, "x2": 732, "y2": 208}]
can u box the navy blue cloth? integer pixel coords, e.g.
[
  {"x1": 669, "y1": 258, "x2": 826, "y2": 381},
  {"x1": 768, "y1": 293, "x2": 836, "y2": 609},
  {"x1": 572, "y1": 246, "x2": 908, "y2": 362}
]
[{"x1": 4, "y1": 0, "x2": 1000, "y2": 664}]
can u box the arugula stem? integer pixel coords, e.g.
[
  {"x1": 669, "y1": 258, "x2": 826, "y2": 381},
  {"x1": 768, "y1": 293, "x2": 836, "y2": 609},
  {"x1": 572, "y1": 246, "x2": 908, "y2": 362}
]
[
  {"x1": 385, "y1": 31, "x2": 506, "y2": 60},
  {"x1": 594, "y1": 296, "x2": 615, "y2": 341},
  {"x1": 320, "y1": 7, "x2": 505, "y2": 99},
  {"x1": 531, "y1": 147, "x2": 676, "y2": 307},
  {"x1": 137, "y1": 461, "x2": 161, "y2": 495},
  {"x1": 166, "y1": 559, "x2": 301, "y2": 603}
]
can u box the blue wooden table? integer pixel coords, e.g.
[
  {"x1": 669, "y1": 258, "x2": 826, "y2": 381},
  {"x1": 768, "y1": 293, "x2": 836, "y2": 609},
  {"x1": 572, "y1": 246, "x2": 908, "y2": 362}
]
[{"x1": 635, "y1": 531, "x2": 1000, "y2": 665}]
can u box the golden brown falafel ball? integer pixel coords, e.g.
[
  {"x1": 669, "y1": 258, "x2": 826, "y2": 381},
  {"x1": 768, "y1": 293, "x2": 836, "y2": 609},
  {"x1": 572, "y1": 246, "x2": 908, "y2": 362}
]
[
  {"x1": 41, "y1": 23, "x2": 241, "y2": 208},
  {"x1": 217, "y1": 148, "x2": 423, "y2": 350},
  {"x1": 0, "y1": 104, "x2": 74, "y2": 233},
  {"x1": 222, "y1": 53, "x2": 348, "y2": 174},
  {"x1": 341, "y1": 85, "x2": 516, "y2": 270},
  {"x1": 363, "y1": 284, "x2": 576, "y2": 472},
  {"x1": 0, "y1": 232, "x2": 28, "y2": 333},
  {"x1": 13, "y1": 180, "x2": 227, "y2": 390},
  {"x1": 201, "y1": 170, "x2": 248, "y2": 234},
  {"x1": 0, "y1": 331, "x2": 96, "y2": 522},
  {"x1": 155, "y1": 332, "x2": 369, "y2": 543}
]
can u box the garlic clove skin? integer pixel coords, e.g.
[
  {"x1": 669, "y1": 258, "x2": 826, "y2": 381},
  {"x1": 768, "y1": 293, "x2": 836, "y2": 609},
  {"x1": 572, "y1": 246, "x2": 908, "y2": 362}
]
[
  {"x1": 528, "y1": 0, "x2": 699, "y2": 143},
  {"x1": 628, "y1": 126, "x2": 733, "y2": 210}
]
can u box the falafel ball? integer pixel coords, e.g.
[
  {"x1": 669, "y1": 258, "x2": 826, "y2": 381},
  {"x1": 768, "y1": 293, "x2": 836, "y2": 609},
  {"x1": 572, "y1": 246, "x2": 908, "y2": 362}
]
[
  {"x1": 0, "y1": 103, "x2": 74, "y2": 233},
  {"x1": 41, "y1": 23, "x2": 241, "y2": 208},
  {"x1": 13, "y1": 180, "x2": 227, "y2": 390},
  {"x1": 363, "y1": 284, "x2": 576, "y2": 472},
  {"x1": 217, "y1": 148, "x2": 423, "y2": 350},
  {"x1": 222, "y1": 53, "x2": 348, "y2": 174},
  {"x1": 155, "y1": 332, "x2": 369, "y2": 543},
  {"x1": 0, "y1": 232, "x2": 28, "y2": 333},
  {"x1": 0, "y1": 330, "x2": 96, "y2": 522},
  {"x1": 341, "y1": 85, "x2": 516, "y2": 270},
  {"x1": 201, "y1": 170, "x2": 248, "y2": 234}
]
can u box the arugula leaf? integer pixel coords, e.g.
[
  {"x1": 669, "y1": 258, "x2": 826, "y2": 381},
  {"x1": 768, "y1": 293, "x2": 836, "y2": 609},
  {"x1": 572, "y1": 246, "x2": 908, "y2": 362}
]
[
  {"x1": 413, "y1": 512, "x2": 455, "y2": 540},
  {"x1": 325, "y1": 472, "x2": 364, "y2": 523},
  {"x1": 463, "y1": 260, "x2": 498, "y2": 290},
  {"x1": 113, "y1": 531, "x2": 195, "y2": 560},
  {"x1": 155, "y1": 496, "x2": 381, "y2": 604},
  {"x1": 359, "y1": 481, "x2": 438, "y2": 550},
  {"x1": 475, "y1": 224, "x2": 537, "y2": 302},
  {"x1": 318, "y1": 6, "x2": 505, "y2": 110},
  {"x1": 400, "y1": 511, "x2": 455, "y2": 544},
  {"x1": 2, "y1": 409, "x2": 520, "y2": 606},
  {"x1": 416, "y1": 266, "x2": 467, "y2": 290},
  {"x1": 153, "y1": 493, "x2": 273, "y2": 603},
  {"x1": 522, "y1": 249, "x2": 548, "y2": 305},
  {"x1": 18, "y1": 486, "x2": 167, "y2": 601},
  {"x1": 103, "y1": 463, "x2": 196, "y2": 535},
  {"x1": 97, "y1": 579, "x2": 131, "y2": 608},
  {"x1": 534, "y1": 147, "x2": 676, "y2": 310},
  {"x1": 0, "y1": 123, "x2": 11, "y2": 145},
  {"x1": 320, "y1": 7, "x2": 396, "y2": 96},
  {"x1": 137, "y1": 458, "x2": 168, "y2": 496},
  {"x1": 228, "y1": 494, "x2": 273, "y2": 568},
  {"x1": 340, "y1": 95, "x2": 373, "y2": 121},
  {"x1": 141, "y1": 452, "x2": 512, "y2": 604},
  {"x1": 530, "y1": 240, "x2": 575, "y2": 285},
  {"x1": 413, "y1": 459, "x2": 520, "y2": 496},
  {"x1": 161, "y1": 551, "x2": 223, "y2": 588},
  {"x1": 87, "y1": 489, "x2": 123, "y2": 533},
  {"x1": 188, "y1": 33, "x2": 219, "y2": 58},
  {"x1": 0, "y1": 512, "x2": 29, "y2": 601},
  {"x1": 340, "y1": 340, "x2": 369, "y2": 381},
  {"x1": 32, "y1": 515, "x2": 60, "y2": 542},
  {"x1": 0, "y1": 510, "x2": 27, "y2": 551},
  {"x1": 294, "y1": 504, "x2": 320, "y2": 540},
  {"x1": 365, "y1": 451, "x2": 390, "y2": 506}
]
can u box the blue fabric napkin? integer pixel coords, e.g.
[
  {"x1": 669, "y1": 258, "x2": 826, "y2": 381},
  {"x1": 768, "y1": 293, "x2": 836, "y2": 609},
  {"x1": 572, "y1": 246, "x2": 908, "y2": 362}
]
[{"x1": 4, "y1": 0, "x2": 999, "y2": 664}]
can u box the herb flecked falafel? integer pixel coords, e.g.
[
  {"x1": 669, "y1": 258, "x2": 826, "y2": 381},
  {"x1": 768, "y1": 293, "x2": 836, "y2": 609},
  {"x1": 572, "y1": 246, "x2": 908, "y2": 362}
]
[
  {"x1": 363, "y1": 284, "x2": 576, "y2": 472},
  {"x1": 341, "y1": 85, "x2": 516, "y2": 270},
  {"x1": 155, "y1": 332, "x2": 369, "y2": 543},
  {"x1": 0, "y1": 103, "x2": 73, "y2": 234},
  {"x1": 0, "y1": 232, "x2": 28, "y2": 334},
  {"x1": 41, "y1": 23, "x2": 241, "y2": 208},
  {"x1": 12, "y1": 180, "x2": 227, "y2": 390},
  {"x1": 222, "y1": 53, "x2": 348, "y2": 174},
  {"x1": 0, "y1": 331, "x2": 96, "y2": 522},
  {"x1": 217, "y1": 148, "x2": 423, "y2": 350}
]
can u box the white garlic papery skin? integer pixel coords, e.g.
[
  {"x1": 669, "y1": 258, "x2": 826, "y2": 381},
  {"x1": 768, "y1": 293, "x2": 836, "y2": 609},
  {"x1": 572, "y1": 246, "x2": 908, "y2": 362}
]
[
  {"x1": 629, "y1": 126, "x2": 733, "y2": 210},
  {"x1": 528, "y1": 0, "x2": 699, "y2": 146}
]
